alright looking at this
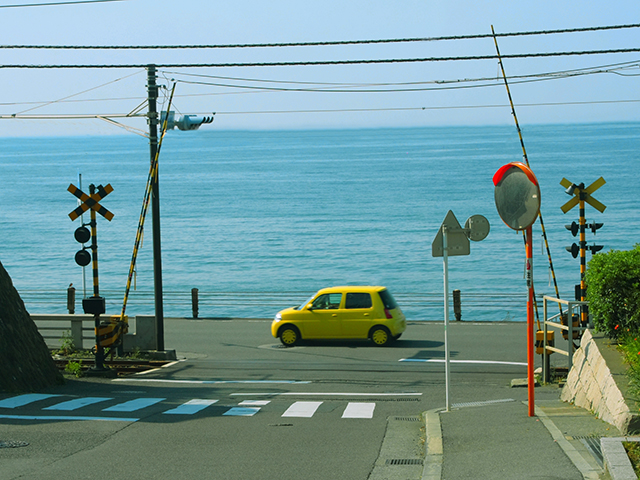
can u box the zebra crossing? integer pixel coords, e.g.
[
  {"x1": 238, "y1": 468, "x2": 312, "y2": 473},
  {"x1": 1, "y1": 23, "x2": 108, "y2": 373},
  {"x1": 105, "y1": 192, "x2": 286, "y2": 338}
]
[{"x1": 0, "y1": 393, "x2": 379, "y2": 422}]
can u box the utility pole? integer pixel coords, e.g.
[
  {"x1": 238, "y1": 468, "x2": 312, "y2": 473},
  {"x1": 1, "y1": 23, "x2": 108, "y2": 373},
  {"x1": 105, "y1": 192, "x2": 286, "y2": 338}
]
[{"x1": 147, "y1": 65, "x2": 165, "y2": 351}]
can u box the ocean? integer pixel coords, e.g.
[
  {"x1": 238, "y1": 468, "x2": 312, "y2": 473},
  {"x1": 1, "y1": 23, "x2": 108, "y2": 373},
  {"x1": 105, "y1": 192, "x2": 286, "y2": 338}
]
[{"x1": 1, "y1": 123, "x2": 638, "y2": 321}]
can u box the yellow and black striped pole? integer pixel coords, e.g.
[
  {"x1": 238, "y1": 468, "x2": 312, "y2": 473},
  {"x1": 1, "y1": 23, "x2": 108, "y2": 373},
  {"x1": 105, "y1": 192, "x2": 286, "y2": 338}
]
[
  {"x1": 492, "y1": 26, "x2": 563, "y2": 320},
  {"x1": 121, "y1": 83, "x2": 176, "y2": 321},
  {"x1": 87, "y1": 184, "x2": 106, "y2": 369},
  {"x1": 578, "y1": 188, "x2": 588, "y2": 324}
]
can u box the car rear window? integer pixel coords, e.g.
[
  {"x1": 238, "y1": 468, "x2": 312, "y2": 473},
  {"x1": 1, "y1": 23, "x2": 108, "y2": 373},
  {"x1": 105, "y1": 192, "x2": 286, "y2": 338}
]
[
  {"x1": 378, "y1": 289, "x2": 398, "y2": 309},
  {"x1": 345, "y1": 293, "x2": 372, "y2": 309}
]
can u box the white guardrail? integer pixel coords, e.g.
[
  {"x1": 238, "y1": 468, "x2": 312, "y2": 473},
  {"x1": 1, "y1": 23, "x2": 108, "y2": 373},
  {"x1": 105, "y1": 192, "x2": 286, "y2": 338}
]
[{"x1": 31, "y1": 314, "x2": 156, "y2": 352}]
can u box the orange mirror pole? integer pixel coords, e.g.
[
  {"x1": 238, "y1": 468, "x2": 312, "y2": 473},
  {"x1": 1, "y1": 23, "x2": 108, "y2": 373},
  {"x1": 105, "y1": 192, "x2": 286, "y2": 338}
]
[{"x1": 526, "y1": 225, "x2": 535, "y2": 417}]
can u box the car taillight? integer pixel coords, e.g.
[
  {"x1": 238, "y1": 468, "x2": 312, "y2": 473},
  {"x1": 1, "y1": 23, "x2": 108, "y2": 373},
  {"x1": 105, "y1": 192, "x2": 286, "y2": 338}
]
[{"x1": 384, "y1": 308, "x2": 393, "y2": 319}]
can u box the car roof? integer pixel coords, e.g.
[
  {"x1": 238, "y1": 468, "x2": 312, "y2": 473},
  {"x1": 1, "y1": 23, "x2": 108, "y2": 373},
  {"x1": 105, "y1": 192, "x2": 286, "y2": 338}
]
[{"x1": 318, "y1": 285, "x2": 386, "y2": 294}]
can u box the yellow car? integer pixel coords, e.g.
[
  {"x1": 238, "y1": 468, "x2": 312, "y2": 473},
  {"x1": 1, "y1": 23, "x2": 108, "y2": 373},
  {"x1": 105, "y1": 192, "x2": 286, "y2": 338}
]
[{"x1": 272, "y1": 286, "x2": 406, "y2": 347}]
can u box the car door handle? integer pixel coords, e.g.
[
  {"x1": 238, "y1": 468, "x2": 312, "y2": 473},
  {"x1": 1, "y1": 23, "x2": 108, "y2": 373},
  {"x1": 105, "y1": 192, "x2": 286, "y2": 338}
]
[
  {"x1": 364, "y1": 313, "x2": 370, "y2": 316},
  {"x1": 332, "y1": 314, "x2": 338, "y2": 317}
]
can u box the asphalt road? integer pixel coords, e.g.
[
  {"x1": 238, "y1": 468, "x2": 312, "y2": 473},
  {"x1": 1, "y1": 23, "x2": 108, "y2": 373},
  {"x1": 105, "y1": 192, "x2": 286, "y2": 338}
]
[{"x1": 1, "y1": 320, "x2": 572, "y2": 480}]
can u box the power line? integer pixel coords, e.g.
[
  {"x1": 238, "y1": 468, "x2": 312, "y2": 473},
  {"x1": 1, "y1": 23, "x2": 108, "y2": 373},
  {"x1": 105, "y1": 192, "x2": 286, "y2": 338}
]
[
  {"x1": 0, "y1": 23, "x2": 638, "y2": 48},
  {"x1": 163, "y1": 59, "x2": 640, "y2": 86},
  {"x1": 3, "y1": 98, "x2": 639, "y2": 120},
  {"x1": 0, "y1": 0, "x2": 124, "y2": 8},
  {"x1": 172, "y1": 63, "x2": 640, "y2": 93},
  {"x1": 3, "y1": 47, "x2": 640, "y2": 69},
  {"x1": 198, "y1": 99, "x2": 640, "y2": 116},
  {"x1": 1, "y1": 60, "x2": 636, "y2": 109}
]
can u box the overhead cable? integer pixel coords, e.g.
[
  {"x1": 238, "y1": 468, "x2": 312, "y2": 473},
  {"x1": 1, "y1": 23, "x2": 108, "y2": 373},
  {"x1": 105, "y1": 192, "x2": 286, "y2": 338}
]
[
  {"x1": 3, "y1": 47, "x2": 640, "y2": 69},
  {"x1": 1, "y1": 23, "x2": 639, "y2": 48},
  {"x1": 3, "y1": 98, "x2": 639, "y2": 120},
  {"x1": 0, "y1": 0, "x2": 124, "y2": 8}
]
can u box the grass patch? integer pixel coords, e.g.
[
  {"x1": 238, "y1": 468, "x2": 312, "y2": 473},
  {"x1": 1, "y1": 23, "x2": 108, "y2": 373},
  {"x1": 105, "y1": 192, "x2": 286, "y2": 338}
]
[
  {"x1": 617, "y1": 335, "x2": 640, "y2": 398},
  {"x1": 64, "y1": 361, "x2": 83, "y2": 378},
  {"x1": 623, "y1": 441, "x2": 640, "y2": 476}
]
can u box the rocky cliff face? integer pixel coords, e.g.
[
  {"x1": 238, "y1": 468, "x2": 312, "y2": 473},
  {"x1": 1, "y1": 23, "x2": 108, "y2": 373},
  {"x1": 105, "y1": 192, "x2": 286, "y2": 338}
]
[{"x1": 0, "y1": 261, "x2": 63, "y2": 392}]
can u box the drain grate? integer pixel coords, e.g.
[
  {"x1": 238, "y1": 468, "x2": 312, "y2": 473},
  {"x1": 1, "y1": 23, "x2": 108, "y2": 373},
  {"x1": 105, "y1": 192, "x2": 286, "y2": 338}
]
[
  {"x1": 573, "y1": 435, "x2": 603, "y2": 468},
  {"x1": 369, "y1": 398, "x2": 420, "y2": 402},
  {"x1": 386, "y1": 458, "x2": 424, "y2": 466},
  {"x1": 452, "y1": 398, "x2": 515, "y2": 409},
  {"x1": 393, "y1": 416, "x2": 422, "y2": 422},
  {"x1": 0, "y1": 440, "x2": 29, "y2": 448}
]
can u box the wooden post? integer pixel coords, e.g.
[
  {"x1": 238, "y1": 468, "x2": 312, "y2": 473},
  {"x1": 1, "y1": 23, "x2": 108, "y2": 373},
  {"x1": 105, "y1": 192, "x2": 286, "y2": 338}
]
[
  {"x1": 191, "y1": 288, "x2": 199, "y2": 318},
  {"x1": 67, "y1": 284, "x2": 75, "y2": 314}
]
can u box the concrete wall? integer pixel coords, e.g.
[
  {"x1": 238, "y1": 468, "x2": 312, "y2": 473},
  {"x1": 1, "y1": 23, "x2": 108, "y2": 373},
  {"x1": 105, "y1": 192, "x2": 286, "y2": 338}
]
[{"x1": 561, "y1": 329, "x2": 640, "y2": 434}]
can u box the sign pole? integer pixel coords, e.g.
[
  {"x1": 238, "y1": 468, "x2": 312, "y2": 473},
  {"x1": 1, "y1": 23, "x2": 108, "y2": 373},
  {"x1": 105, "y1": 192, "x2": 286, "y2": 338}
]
[
  {"x1": 526, "y1": 225, "x2": 535, "y2": 417},
  {"x1": 443, "y1": 225, "x2": 451, "y2": 412},
  {"x1": 493, "y1": 162, "x2": 540, "y2": 418}
]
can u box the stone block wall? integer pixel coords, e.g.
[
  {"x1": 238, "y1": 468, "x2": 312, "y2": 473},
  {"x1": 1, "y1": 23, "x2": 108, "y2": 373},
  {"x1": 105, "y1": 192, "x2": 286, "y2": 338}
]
[{"x1": 561, "y1": 329, "x2": 640, "y2": 434}]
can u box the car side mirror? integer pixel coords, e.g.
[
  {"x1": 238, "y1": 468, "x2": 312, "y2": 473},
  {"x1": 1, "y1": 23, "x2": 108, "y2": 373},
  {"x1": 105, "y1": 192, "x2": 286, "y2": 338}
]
[{"x1": 306, "y1": 304, "x2": 315, "y2": 310}]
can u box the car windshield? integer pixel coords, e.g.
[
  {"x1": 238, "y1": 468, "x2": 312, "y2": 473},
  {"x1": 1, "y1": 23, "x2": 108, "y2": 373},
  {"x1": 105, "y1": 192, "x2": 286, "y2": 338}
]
[
  {"x1": 378, "y1": 289, "x2": 398, "y2": 309},
  {"x1": 295, "y1": 293, "x2": 317, "y2": 310}
]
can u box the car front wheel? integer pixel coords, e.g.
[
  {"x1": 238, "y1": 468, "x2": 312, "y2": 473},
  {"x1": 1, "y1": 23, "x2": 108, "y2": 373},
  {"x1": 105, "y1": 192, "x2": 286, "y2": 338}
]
[
  {"x1": 279, "y1": 325, "x2": 300, "y2": 347},
  {"x1": 370, "y1": 326, "x2": 391, "y2": 346}
]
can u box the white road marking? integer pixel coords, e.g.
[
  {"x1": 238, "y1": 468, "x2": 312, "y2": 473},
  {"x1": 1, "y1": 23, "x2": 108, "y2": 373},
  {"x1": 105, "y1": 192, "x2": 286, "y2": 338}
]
[
  {"x1": 342, "y1": 402, "x2": 376, "y2": 419},
  {"x1": 223, "y1": 407, "x2": 261, "y2": 416},
  {"x1": 0, "y1": 394, "x2": 61, "y2": 409},
  {"x1": 239, "y1": 400, "x2": 271, "y2": 406},
  {"x1": 282, "y1": 401, "x2": 323, "y2": 418},
  {"x1": 162, "y1": 399, "x2": 218, "y2": 415},
  {"x1": 231, "y1": 392, "x2": 421, "y2": 397},
  {"x1": 102, "y1": 397, "x2": 166, "y2": 412},
  {"x1": 43, "y1": 397, "x2": 113, "y2": 411},
  {"x1": 0, "y1": 414, "x2": 138, "y2": 422},
  {"x1": 113, "y1": 379, "x2": 311, "y2": 384},
  {"x1": 399, "y1": 359, "x2": 527, "y2": 366}
]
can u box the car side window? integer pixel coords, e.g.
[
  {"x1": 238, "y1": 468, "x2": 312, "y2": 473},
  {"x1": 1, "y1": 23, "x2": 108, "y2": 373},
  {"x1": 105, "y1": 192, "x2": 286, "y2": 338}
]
[
  {"x1": 345, "y1": 293, "x2": 372, "y2": 309},
  {"x1": 312, "y1": 293, "x2": 342, "y2": 309}
]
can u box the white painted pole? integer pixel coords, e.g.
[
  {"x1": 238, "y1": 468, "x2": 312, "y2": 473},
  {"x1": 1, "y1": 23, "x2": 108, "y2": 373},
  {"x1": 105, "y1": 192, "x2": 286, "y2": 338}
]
[{"x1": 443, "y1": 225, "x2": 451, "y2": 412}]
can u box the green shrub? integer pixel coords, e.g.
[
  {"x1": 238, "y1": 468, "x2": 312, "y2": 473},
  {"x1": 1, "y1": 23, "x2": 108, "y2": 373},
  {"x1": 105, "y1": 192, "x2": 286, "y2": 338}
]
[
  {"x1": 585, "y1": 244, "x2": 640, "y2": 339},
  {"x1": 55, "y1": 330, "x2": 76, "y2": 356},
  {"x1": 64, "y1": 361, "x2": 83, "y2": 378}
]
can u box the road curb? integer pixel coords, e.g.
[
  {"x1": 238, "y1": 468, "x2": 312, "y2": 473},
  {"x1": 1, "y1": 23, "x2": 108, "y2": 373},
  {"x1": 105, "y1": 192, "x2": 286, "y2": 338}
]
[
  {"x1": 601, "y1": 437, "x2": 640, "y2": 480},
  {"x1": 422, "y1": 409, "x2": 443, "y2": 480},
  {"x1": 535, "y1": 404, "x2": 602, "y2": 480}
]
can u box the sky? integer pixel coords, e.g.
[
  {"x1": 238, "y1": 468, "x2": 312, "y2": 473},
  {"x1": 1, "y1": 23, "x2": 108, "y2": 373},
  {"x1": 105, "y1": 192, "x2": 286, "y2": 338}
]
[{"x1": 0, "y1": 0, "x2": 639, "y2": 136}]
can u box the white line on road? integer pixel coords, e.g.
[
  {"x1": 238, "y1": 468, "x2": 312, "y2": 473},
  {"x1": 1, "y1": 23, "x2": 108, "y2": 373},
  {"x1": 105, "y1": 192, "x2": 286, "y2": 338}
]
[
  {"x1": 0, "y1": 394, "x2": 61, "y2": 409},
  {"x1": 223, "y1": 407, "x2": 261, "y2": 416},
  {"x1": 0, "y1": 414, "x2": 139, "y2": 422},
  {"x1": 399, "y1": 359, "x2": 527, "y2": 366},
  {"x1": 102, "y1": 397, "x2": 166, "y2": 412},
  {"x1": 113, "y1": 379, "x2": 311, "y2": 385},
  {"x1": 342, "y1": 402, "x2": 376, "y2": 419},
  {"x1": 282, "y1": 401, "x2": 323, "y2": 418},
  {"x1": 43, "y1": 397, "x2": 113, "y2": 411},
  {"x1": 230, "y1": 392, "x2": 422, "y2": 397},
  {"x1": 162, "y1": 399, "x2": 218, "y2": 415},
  {"x1": 239, "y1": 400, "x2": 271, "y2": 406}
]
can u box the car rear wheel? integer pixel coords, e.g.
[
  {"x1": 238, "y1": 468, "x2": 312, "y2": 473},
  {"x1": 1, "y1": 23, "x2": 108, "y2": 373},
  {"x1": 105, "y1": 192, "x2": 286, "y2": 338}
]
[
  {"x1": 279, "y1": 325, "x2": 300, "y2": 347},
  {"x1": 370, "y1": 326, "x2": 391, "y2": 346}
]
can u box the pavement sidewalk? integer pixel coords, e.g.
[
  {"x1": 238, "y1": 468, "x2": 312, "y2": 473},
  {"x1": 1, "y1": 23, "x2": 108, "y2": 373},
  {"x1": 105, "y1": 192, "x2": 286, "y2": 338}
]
[{"x1": 424, "y1": 385, "x2": 622, "y2": 480}]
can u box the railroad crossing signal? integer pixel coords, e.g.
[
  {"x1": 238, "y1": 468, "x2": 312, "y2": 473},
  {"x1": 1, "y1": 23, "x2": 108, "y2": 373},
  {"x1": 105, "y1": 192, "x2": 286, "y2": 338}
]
[
  {"x1": 67, "y1": 182, "x2": 113, "y2": 308},
  {"x1": 68, "y1": 182, "x2": 115, "y2": 374},
  {"x1": 560, "y1": 177, "x2": 606, "y2": 326},
  {"x1": 560, "y1": 177, "x2": 606, "y2": 214},
  {"x1": 68, "y1": 183, "x2": 114, "y2": 221}
]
